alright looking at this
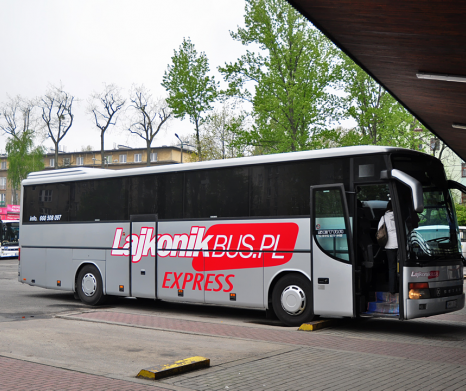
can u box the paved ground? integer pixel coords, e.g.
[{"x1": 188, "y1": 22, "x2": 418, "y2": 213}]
[{"x1": 2, "y1": 258, "x2": 466, "y2": 390}]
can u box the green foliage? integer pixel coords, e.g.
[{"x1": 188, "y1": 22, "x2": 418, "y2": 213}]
[
  {"x1": 219, "y1": 0, "x2": 342, "y2": 153},
  {"x1": 195, "y1": 105, "x2": 249, "y2": 161},
  {"x1": 455, "y1": 204, "x2": 466, "y2": 226},
  {"x1": 341, "y1": 58, "x2": 429, "y2": 149},
  {"x1": 6, "y1": 130, "x2": 44, "y2": 203},
  {"x1": 162, "y1": 37, "x2": 218, "y2": 160}
]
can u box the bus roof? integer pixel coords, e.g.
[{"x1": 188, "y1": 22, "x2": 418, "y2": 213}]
[{"x1": 23, "y1": 145, "x2": 431, "y2": 185}]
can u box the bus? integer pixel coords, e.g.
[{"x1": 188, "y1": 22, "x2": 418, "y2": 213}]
[
  {"x1": 18, "y1": 146, "x2": 465, "y2": 326},
  {"x1": 1, "y1": 220, "x2": 19, "y2": 258}
]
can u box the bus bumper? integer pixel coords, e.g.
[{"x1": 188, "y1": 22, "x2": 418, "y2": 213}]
[
  {"x1": 1, "y1": 249, "x2": 19, "y2": 258},
  {"x1": 406, "y1": 293, "x2": 465, "y2": 319}
]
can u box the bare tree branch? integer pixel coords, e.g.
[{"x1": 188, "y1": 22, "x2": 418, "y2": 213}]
[
  {"x1": 126, "y1": 85, "x2": 172, "y2": 166},
  {"x1": 39, "y1": 84, "x2": 76, "y2": 169},
  {"x1": 88, "y1": 84, "x2": 125, "y2": 168}
]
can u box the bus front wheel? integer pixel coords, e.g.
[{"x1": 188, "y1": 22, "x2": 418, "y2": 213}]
[
  {"x1": 272, "y1": 273, "x2": 313, "y2": 326},
  {"x1": 77, "y1": 265, "x2": 106, "y2": 306}
]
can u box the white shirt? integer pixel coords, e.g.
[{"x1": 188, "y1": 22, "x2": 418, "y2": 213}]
[{"x1": 378, "y1": 210, "x2": 398, "y2": 249}]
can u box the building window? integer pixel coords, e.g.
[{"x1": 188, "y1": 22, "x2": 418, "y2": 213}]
[
  {"x1": 63, "y1": 157, "x2": 71, "y2": 166},
  {"x1": 462, "y1": 163, "x2": 466, "y2": 178},
  {"x1": 105, "y1": 155, "x2": 112, "y2": 165},
  {"x1": 150, "y1": 152, "x2": 157, "y2": 162},
  {"x1": 1, "y1": 161, "x2": 6, "y2": 170},
  {"x1": 76, "y1": 156, "x2": 84, "y2": 166},
  {"x1": 50, "y1": 158, "x2": 55, "y2": 167},
  {"x1": 39, "y1": 189, "x2": 53, "y2": 202},
  {"x1": 0, "y1": 177, "x2": 6, "y2": 190},
  {"x1": 0, "y1": 194, "x2": 5, "y2": 204},
  {"x1": 40, "y1": 207, "x2": 52, "y2": 215},
  {"x1": 134, "y1": 154, "x2": 142, "y2": 163},
  {"x1": 119, "y1": 154, "x2": 127, "y2": 163}
]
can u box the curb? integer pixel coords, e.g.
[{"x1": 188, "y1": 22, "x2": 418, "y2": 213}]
[
  {"x1": 137, "y1": 356, "x2": 210, "y2": 380},
  {"x1": 298, "y1": 319, "x2": 336, "y2": 331}
]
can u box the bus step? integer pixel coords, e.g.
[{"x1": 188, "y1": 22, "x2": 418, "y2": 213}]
[
  {"x1": 364, "y1": 292, "x2": 400, "y2": 315},
  {"x1": 376, "y1": 292, "x2": 399, "y2": 303},
  {"x1": 366, "y1": 301, "x2": 399, "y2": 314}
]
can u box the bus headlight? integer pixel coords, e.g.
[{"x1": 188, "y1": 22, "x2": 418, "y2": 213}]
[{"x1": 409, "y1": 283, "x2": 430, "y2": 299}]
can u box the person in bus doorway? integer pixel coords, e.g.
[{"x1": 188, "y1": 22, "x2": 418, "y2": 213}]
[{"x1": 378, "y1": 201, "x2": 398, "y2": 294}]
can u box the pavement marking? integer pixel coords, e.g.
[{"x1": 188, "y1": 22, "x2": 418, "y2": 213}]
[
  {"x1": 298, "y1": 319, "x2": 336, "y2": 331},
  {"x1": 137, "y1": 356, "x2": 210, "y2": 380}
]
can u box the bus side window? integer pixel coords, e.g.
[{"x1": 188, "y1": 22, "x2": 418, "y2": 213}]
[{"x1": 314, "y1": 188, "x2": 350, "y2": 262}]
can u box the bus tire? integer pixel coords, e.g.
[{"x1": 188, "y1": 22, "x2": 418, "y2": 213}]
[
  {"x1": 272, "y1": 273, "x2": 313, "y2": 326},
  {"x1": 77, "y1": 265, "x2": 106, "y2": 306}
]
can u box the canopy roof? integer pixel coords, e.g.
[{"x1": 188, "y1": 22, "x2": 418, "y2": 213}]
[{"x1": 287, "y1": 0, "x2": 466, "y2": 160}]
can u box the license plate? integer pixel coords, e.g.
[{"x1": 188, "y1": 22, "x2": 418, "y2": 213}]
[{"x1": 446, "y1": 300, "x2": 457, "y2": 309}]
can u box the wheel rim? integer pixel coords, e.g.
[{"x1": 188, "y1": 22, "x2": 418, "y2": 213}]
[
  {"x1": 280, "y1": 285, "x2": 306, "y2": 316},
  {"x1": 81, "y1": 273, "x2": 97, "y2": 297}
]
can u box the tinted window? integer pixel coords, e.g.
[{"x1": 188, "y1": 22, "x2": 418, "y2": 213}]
[
  {"x1": 184, "y1": 167, "x2": 248, "y2": 218},
  {"x1": 129, "y1": 174, "x2": 158, "y2": 216},
  {"x1": 70, "y1": 178, "x2": 128, "y2": 221},
  {"x1": 157, "y1": 173, "x2": 183, "y2": 219},
  {"x1": 354, "y1": 155, "x2": 387, "y2": 182},
  {"x1": 314, "y1": 187, "x2": 350, "y2": 262},
  {"x1": 251, "y1": 159, "x2": 349, "y2": 217},
  {"x1": 23, "y1": 183, "x2": 70, "y2": 223}
]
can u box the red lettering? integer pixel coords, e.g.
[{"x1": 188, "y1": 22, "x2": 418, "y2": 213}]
[
  {"x1": 170, "y1": 272, "x2": 183, "y2": 289},
  {"x1": 193, "y1": 273, "x2": 204, "y2": 290},
  {"x1": 205, "y1": 273, "x2": 215, "y2": 291},
  {"x1": 213, "y1": 274, "x2": 224, "y2": 292},
  {"x1": 182, "y1": 273, "x2": 194, "y2": 289},
  {"x1": 162, "y1": 272, "x2": 172, "y2": 289},
  {"x1": 223, "y1": 274, "x2": 234, "y2": 292}
]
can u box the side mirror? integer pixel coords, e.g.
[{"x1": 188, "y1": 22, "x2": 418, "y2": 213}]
[
  {"x1": 390, "y1": 169, "x2": 424, "y2": 213},
  {"x1": 448, "y1": 180, "x2": 466, "y2": 194}
]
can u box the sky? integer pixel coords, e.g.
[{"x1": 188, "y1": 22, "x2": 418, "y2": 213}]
[{"x1": 0, "y1": 0, "x2": 248, "y2": 153}]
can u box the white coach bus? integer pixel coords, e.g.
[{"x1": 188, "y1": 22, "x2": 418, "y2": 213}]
[
  {"x1": 18, "y1": 146, "x2": 465, "y2": 326},
  {"x1": 1, "y1": 220, "x2": 19, "y2": 258}
]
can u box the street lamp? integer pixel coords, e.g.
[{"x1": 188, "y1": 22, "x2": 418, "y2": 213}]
[{"x1": 175, "y1": 133, "x2": 184, "y2": 163}]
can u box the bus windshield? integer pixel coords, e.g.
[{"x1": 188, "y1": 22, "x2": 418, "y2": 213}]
[
  {"x1": 409, "y1": 188, "x2": 460, "y2": 258},
  {"x1": 2, "y1": 222, "x2": 19, "y2": 246},
  {"x1": 392, "y1": 155, "x2": 461, "y2": 261}
]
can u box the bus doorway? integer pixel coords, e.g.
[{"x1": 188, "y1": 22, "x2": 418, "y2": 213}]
[{"x1": 355, "y1": 184, "x2": 400, "y2": 317}]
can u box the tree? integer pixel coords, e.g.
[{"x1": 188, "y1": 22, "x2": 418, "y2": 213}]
[
  {"x1": 88, "y1": 84, "x2": 125, "y2": 168},
  {"x1": 196, "y1": 104, "x2": 249, "y2": 161},
  {"x1": 39, "y1": 85, "x2": 76, "y2": 169},
  {"x1": 342, "y1": 58, "x2": 429, "y2": 148},
  {"x1": 6, "y1": 130, "x2": 44, "y2": 204},
  {"x1": 0, "y1": 95, "x2": 38, "y2": 140},
  {"x1": 127, "y1": 85, "x2": 171, "y2": 166},
  {"x1": 162, "y1": 37, "x2": 218, "y2": 160},
  {"x1": 455, "y1": 204, "x2": 466, "y2": 226},
  {"x1": 219, "y1": 0, "x2": 341, "y2": 153}
]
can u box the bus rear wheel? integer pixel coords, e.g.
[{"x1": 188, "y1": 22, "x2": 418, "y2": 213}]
[
  {"x1": 77, "y1": 265, "x2": 106, "y2": 306},
  {"x1": 272, "y1": 273, "x2": 313, "y2": 326}
]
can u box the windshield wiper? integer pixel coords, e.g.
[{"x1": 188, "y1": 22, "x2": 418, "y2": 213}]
[{"x1": 426, "y1": 237, "x2": 450, "y2": 243}]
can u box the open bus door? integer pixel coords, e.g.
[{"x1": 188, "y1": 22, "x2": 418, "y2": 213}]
[
  {"x1": 130, "y1": 214, "x2": 157, "y2": 299},
  {"x1": 311, "y1": 184, "x2": 355, "y2": 317}
]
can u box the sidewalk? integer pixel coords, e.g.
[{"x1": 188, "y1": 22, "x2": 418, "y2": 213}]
[
  {"x1": 3, "y1": 308, "x2": 466, "y2": 390},
  {"x1": 0, "y1": 355, "x2": 168, "y2": 391}
]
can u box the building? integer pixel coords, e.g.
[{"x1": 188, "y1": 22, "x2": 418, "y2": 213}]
[{"x1": 0, "y1": 145, "x2": 193, "y2": 206}]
